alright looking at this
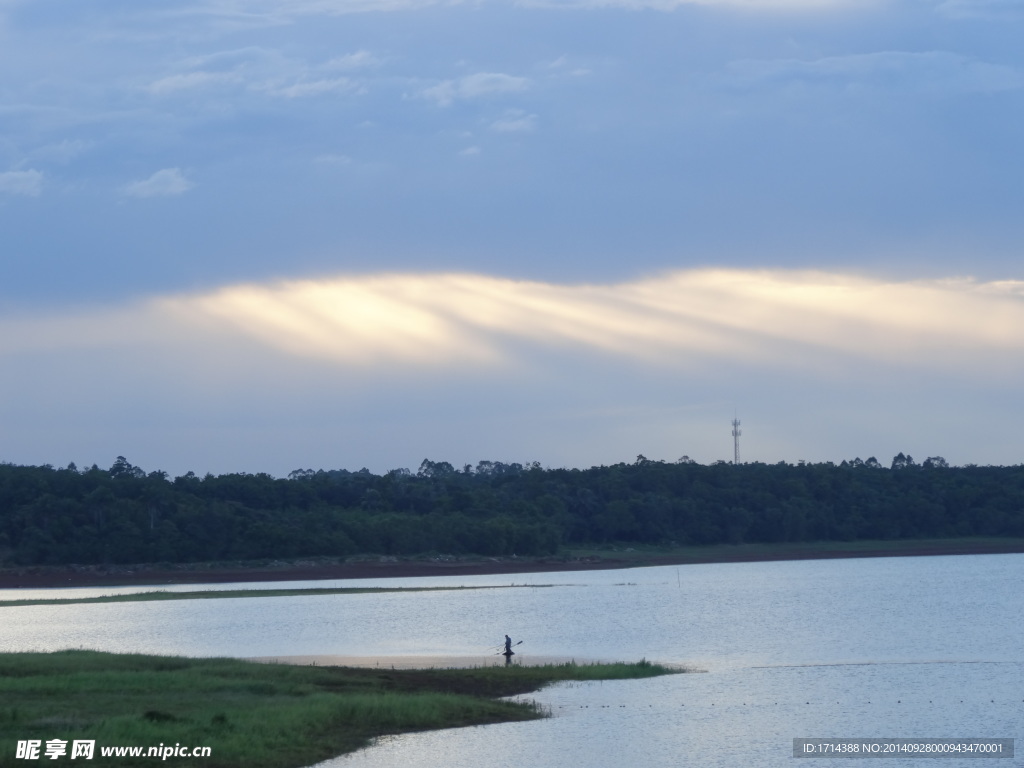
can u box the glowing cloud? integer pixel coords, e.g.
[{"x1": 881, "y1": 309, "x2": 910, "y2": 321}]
[
  {"x1": 4, "y1": 268, "x2": 1022, "y2": 473},
  {"x1": 185, "y1": 271, "x2": 1023, "y2": 375},
  {"x1": 6, "y1": 269, "x2": 1021, "y2": 382}
]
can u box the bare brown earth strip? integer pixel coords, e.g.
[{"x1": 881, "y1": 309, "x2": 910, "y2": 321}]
[
  {"x1": 0, "y1": 558, "x2": 615, "y2": 588},
  {"x1": 2, "y1": 538, "x2": 1024, "y2": 589}
]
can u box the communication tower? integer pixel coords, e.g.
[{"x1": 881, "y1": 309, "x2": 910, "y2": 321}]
[{"x1": 731, "y1": 418, "x2": 741, "y2": 466}]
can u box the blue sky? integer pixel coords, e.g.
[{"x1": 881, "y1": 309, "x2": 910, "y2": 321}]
[{"x1": 1, "y1": 0, "x2": 1022, "y2": 476}]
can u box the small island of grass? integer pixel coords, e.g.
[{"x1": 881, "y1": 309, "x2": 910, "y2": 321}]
[
  {"x1": 0, "y1": 650, "x2": 683, "y2": 767},
  {"x1": 0, "y1": 583, "x2": 555, "y2": 609}
]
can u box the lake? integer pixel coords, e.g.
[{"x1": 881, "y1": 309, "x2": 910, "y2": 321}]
[{"x1": 2, "y1": 553, "x2": 1021, "y2": 766}]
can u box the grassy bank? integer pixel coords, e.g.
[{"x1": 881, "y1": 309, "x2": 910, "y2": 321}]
[
  {"x1": 0, "y1": 651, "x2": 681, "y2": 767},
  {"x1": 0, "y1": 584, "x2": 554, "y2": 609}
]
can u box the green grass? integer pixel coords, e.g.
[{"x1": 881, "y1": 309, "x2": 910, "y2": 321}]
[
  {"x1": 0, "y1": 651, "x2": 682, "y2": 767},
  {"x1": 0, "y1": 584, "x2": 558, "y2": 609}
]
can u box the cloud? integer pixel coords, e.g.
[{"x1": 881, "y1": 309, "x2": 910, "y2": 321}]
[
  {"x1": 285, "y1": 0, "x2": 859, "y2": 10},
  {"x1": 253, "y1": 0, "x2": 457, "y2": 13},
  {"x1": 31, "y1": 139, "x2": 92, "y2": 164},
  {"x1": 158, "y1": 0, "x2": 461, "y2": 31},
  {"x1": 124, "y1": 168, "x2": 194, "y2": 198},
  {"x1": 0, "y1": 169, "x2": 43, "y2": 197},
  {"x1": 177, "y1": 45, "x2": 284, "y2": 72},
  {"x1": 724, "y1": 51, "x2": 1024, "y2": 94},
  {"x1": 176, "y1": 0, "x2": 859, "y2": 21},
  {"x1": 315, "y1": 153, "x2": 353, "y2": 166},
  {"x1": 260, "y1": 76, "x2": 356, "y2": 96},
  {"x1": 147, "y1": 71, "x2": 241, "y2": 95},
  {"x1": 5, "y1": 269, "x2": 1023, "y2": 379},
  {"x1": 517, "y1": 0, "x2": 859, "y2": 9},
  {"x1": 324, "y1": 50, "x2": 381, "y2": 71},
  {"x1": 490, "y1": 110, "x2": 538, "y2": 132},
  {"x1": 181, "y1": 269, "x2": 1024, "y2": 379},
  {"x1": 4, "y1": 268, "x2": 1023, "y2": 473},
  {"x1": 261, "y1": 77, "x2": 356, "y2": 98},
  {"x1": 145, "y1": 46, "x2": 366, "y2": 101},
  {"x1": 937, "y1": 0, "x2": 1024, "y2": 20},
  {"x1": 422, "y1": 73, "x2": 529, "y2": 107}
]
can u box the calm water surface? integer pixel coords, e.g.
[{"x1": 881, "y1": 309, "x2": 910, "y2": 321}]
[{"x1": 2, "y1": 554, "x2": 1021, "y2": 766}]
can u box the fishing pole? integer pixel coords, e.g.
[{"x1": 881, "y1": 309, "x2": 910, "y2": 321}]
[{"x1": 493, "y1": 640, "x2": 524, "y2": 655}]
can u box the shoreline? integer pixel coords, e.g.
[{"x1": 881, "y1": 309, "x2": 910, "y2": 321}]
[
  {"x1": 0, "y1": 651, "x2": 678, "y2": 768},
  {"x1": 247, "y1": 654, "x2": 598, "y2": 669},
  {"x1": 2, "y1": 537, "x2": 1023, "y2": 589}
]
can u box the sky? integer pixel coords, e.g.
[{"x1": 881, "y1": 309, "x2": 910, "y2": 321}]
[{"x1": 1, "y1": 0, "x2": 1022, "y2": 477}]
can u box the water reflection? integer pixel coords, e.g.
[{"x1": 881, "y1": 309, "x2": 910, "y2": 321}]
[
  {"x1": 1, "y1": 555, "x2": 1022, "y2": 767},
  {"x1": 317, "y1": 662, "x2": 1023, "y2": 768}
]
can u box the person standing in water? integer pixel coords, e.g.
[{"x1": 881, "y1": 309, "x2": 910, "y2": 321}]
[{"x1": 504, "y1": 635, "x2": 514, "y2": 656}]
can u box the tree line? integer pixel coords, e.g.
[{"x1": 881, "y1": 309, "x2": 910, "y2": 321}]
[{"x1": 0, "y1": 453, "x2": 1022, "y2": 566}]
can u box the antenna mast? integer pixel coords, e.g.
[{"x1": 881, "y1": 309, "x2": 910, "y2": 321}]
[{"x1": 731, "y1": 418, "x2": 741, "y2": 466}]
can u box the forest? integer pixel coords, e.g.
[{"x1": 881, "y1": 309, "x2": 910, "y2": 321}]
[{"x1": 1, "y1": 454, "x2": 1023, "y2": 566}]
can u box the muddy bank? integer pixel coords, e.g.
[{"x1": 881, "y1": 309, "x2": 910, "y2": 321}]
[
  {"x1": 0, "y1": 557, "x2": 619, "y2": 588},
  {"x1": 2, "y1": 538, "x2": 1023, "y2": 589}
]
